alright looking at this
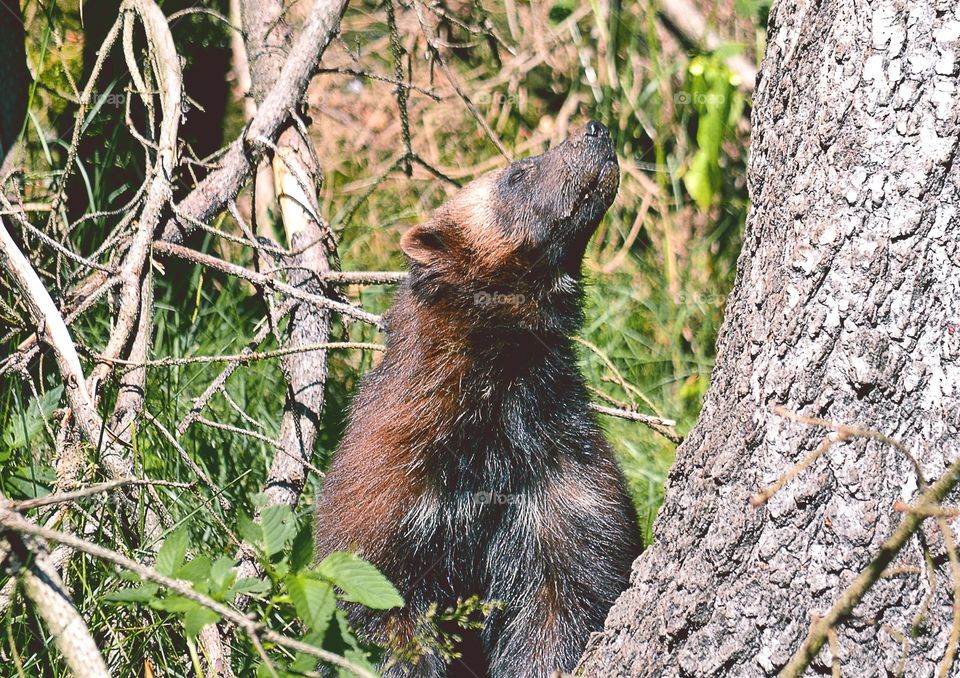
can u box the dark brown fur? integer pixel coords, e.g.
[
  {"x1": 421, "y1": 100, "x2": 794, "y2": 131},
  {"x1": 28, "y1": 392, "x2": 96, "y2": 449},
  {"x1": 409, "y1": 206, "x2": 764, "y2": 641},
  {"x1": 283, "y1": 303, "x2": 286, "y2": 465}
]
[{"x1": 315, "y1": 122, "x2": 642, "y2": 677}]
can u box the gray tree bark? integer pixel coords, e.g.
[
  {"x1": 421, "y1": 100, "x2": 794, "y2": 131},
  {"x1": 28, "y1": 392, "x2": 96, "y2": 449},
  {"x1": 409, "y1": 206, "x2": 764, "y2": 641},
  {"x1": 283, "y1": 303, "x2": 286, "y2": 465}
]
[{"x1": 579, "y1": 0, "x2": 960, "y2": 676}]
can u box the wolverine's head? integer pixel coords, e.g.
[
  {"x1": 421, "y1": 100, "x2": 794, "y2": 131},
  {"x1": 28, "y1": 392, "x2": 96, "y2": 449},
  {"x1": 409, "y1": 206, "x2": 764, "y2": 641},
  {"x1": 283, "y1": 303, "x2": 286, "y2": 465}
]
[{"x1": 400, "y1": 121, "x2": 619, "y2": 337}]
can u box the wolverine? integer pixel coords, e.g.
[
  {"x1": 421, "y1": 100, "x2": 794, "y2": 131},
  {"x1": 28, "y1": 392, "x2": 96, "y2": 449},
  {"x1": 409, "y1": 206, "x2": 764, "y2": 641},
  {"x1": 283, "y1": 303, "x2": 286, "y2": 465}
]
[{"x1": 314, "y1": 121, "x2": 642, "y2": 677}]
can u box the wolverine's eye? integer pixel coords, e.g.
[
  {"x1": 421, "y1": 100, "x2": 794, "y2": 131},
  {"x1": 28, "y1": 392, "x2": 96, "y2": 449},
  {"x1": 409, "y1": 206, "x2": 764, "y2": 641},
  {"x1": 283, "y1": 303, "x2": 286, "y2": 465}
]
[{"x1": 506, "y1": 165, "x2": 527, "y2": 186}]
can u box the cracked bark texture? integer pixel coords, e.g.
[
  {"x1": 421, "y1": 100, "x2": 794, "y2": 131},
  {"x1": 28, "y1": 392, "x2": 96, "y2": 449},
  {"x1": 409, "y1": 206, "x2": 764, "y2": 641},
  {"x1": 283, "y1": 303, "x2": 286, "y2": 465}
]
[{"x1": 579, "y1": 0, "x2": 960, "y2": 675}]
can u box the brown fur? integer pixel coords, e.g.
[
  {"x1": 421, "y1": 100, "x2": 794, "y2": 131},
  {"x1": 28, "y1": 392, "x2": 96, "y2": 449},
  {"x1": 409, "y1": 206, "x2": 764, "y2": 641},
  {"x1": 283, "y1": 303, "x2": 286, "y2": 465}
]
[{"x1": 315, "y1": 122, "x2": 642, "y2": 677}]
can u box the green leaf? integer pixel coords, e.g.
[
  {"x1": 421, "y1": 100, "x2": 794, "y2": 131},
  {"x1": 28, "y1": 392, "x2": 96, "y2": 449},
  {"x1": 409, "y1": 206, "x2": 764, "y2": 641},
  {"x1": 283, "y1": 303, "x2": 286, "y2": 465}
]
[
  {"x1": 5, "y1": 465, "x2": 54, "y2": 500},
  {"x1": 290, "y1": 518, "x2": 314, "y2": 573},
  {"x1": 318, "y1": 552, "x2": 403, "y2": 610},
  {"x1": 237, "y1": 513, "x2": 261, "y2": 547},
  {"x1": 289, "y1": 630, "x2": 327, "y2": 673},
  {"x1": 178, "y1": 554, "x2": 212, "y2": 584},
  {"x1": 227, "y1": 577, "x2": 270, "y2": 599},
  {"x1": 339, "y1": 648, "x2": 377, "y2": 678},
  {"x1": 2, "y1": 386, "x2": 63, "y2": 453},
  {"x1": 156, "y1": 528, "x2": 189, "y2": 577},
  {"x1": 182, "y1": 602, "x2": 220, "y2": 638},
  {"x1": 287, "y1": 575, "x2": 336, "y2": 634},
  {"x1": 334, "y1": 608, "x2": 361, "y2": 652},
  {"x1": 547, "y1": 0, "x2": 574, "y2": 24},
  {"x1": 106, "y1": 583, "x2": 159, "y2": 603},
  {"x1": 152, "y1": 594, "x2": 194, "y2": 613},
  {"x1": 209, "y1": 557, "x2": 237, "y2": 598},
  {"x1": 681, "y1": 55, "x2": 737, "y2": 209},
  {"x1": 261, "y1": 504, "x2": 297, "y2": 557}
]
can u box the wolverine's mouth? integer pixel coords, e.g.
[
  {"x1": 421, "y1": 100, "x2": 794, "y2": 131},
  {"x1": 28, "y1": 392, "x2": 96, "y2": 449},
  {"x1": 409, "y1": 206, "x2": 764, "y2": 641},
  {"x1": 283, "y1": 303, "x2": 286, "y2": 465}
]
[{"x1": 568, "y1": 157, "x2": 619, "y2": 229}]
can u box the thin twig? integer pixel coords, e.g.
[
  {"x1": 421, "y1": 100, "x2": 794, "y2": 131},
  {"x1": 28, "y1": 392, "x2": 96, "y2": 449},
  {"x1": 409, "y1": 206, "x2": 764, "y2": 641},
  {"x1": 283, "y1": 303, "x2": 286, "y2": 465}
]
[
  {"x1": 780, "y1": 452, "x2": 960, "y2": 678},
  {"x1": 95, "y1": 341, "x2": 385, "y2": 369},
  {"x1": 588, "y1": 403, "x2": 682, "y2": 445},
  {"x1": 3, "y1": 479, "x2": 192, "y2": 512},
  {"x1": 153, "y1": 240, "x2": 382, "y2": 327}
]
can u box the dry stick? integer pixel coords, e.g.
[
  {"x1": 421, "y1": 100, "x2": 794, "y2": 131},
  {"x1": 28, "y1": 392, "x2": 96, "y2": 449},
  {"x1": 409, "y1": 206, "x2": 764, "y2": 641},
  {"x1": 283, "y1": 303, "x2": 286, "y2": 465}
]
[
  {"x1": 1, "y1": 275, "x2": 122, "y2": 377},
  {"x1": 827, "y1": 625, "x2": 841, "y2": 678},
  {"x1": 0, "y1": 197, "x2": 115, "y2": 274},
  {"x1": 0, "y1": 216, "x2": 104, "y2": 445},
  {"x1": 588, "y1": 404, "x2": 682, "y2": 445},
  {"x1": 89, "y1": 0, "x2": 182, "y2": 395},
  {"x1": 893, "y1": 502, "x2": 960, "y2": 519},
  {"x1": 410, "y1": 0, "x2": 511, "y2": 161},
  {"x1": 751, "y1": 405, "x2": 928, "y2": 507},
  {"x1": 142, "y1": 411, "x2": 232, "y2": 512},
  {"x1": 45, "y1": 18, "x2": 124, "y2": 230},
  {"x1": 195, "y1": 416, "x2": 283, "y2": 450},
  {"x1": 316, "y1": 66, "x2": 441, "y2": 100},
  {"x1": 152, "y1": 240, "x2": 383, "y2": 327},
  {"x1": 194, "y1": 416, "x2": 326, "y2": 479},
  {"x1": 936, "y1": 520, "x2": 960, "y2": 678},
  {"x1": 772, "y1": 406, "x2": 922, "y2": 475},
  {"x1": 0, "y1": 510, "x2": 378, "y2": 678},
  {"x1": 3, "y1": 479, "x2": 193, "y2": 512},
  {"x1": 0, "y1": 489, "x2": 109, "y2": 678},
  {"x1": 98, "y1": 341, "x2": 385, "y2": 368},
  {"x1": 315, "y1": 270, "x2": 406, "y2": 285},
  {"x1": 779, "y1": 451, "x2": 960, "y2": 678},
  {"x1": 385, "y1": 0, "x2": 414, "y2": 174},
  {"x1": 6, "y1": 538, "x2": 110, "y2": 677},
  {"x1": 0, "y1": 506, "x2": 68, "y2": 619},
  {"x1": 599, "y1": 192, "x2": 652, "y2": 274},
  {"x1": 574, "y1": 336, "x2": 663, "y2": 417},
  {"x1": 750, "y1": 433, "x2": 844, "y2": 507},
  {"x1": 585, "y1": 385, "x2": 682, "y2": 443},
  {"x1": 221, "y1": 388, "x2": 267, "y2": 432}
]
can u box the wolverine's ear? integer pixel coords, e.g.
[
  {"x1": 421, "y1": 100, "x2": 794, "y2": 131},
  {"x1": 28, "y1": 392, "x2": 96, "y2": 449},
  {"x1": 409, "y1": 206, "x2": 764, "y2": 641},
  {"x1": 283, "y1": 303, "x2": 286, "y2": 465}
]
[{"x1": 400, "y1": 223, "x2": 447, "y2": 266}]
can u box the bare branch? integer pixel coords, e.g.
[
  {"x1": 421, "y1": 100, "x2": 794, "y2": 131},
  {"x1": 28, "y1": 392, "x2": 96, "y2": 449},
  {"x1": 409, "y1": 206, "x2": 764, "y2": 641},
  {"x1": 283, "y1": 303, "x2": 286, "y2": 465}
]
[
  {"x1": 153, "y1": 240, "x2": 383, "y2": 326},
  {"x1": 159, "y1": 0, "x2": 349, "y2": 243},
  {"x1": 0, "y1": 216, "x2": 104, "y2": 445}
]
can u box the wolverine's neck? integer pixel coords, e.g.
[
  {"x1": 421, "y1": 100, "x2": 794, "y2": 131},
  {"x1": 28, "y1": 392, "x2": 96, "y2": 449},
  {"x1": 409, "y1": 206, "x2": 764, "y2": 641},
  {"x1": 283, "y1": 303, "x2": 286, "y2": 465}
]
[
  {"x1": 380, "y1": 287, "x2": 587, "y2": 415},
  {"x1": 385, "y1": 288, "x2": 578, "y2": 383},
  {"x1": 372, "y1": 286, "x2": 596, "y2": 483}
]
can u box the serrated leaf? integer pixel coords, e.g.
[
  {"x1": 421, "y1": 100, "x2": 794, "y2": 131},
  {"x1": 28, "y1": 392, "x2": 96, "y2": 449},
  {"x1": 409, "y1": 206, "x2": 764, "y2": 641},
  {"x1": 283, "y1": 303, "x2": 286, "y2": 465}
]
[
  {"x1": 290, "y1": 518, "x2": 314, "y2": 573},
  {"x1": 237, "y1": 513, "x2": 261, "y2": 547},
  {"x1": 183, "y1": 602, "x2": 220, "y2": 638},
  {"x1": 289, "y1": 651, "x2": 317, "y2": 674},
  {"x1": 2, "y1": 386, "x2": 63, "y2": 453},
  {"x1": 287, "y1": 575, "x2": 336, "y2": 633},
  {"x1": 289, "y1": 630, "x2": 327, "y2": 673},
  {"x1": 334, "y1": 608, "x2": 361, "y2": 652},
  {"x1": 152, "y1": 594, "x2": 194, "y2": 613},
  {"x1": 261, "y1": 505, "x2": 296, "y2": 557},
  {"x1": 339, "y1": 648, "x2": 377, "y2": 678},
  {"x1": 227, "y1": 577, "x2": 270, "y2": 598},
  {"x1": 318, "y1": 552, "x2": 403, "y2": 610},
  {"x1": 178, "y1": 554, "x2": 212, "y2": 584},
  {"x1": 156, "y1": 528, "x2": 189, "y2": 577},
  {"x1": 106, "y1": 583, "x2": 159, "y2": 603},
  {"x1": 210, "y1": 557, "x2": 237, "y2": 598}
]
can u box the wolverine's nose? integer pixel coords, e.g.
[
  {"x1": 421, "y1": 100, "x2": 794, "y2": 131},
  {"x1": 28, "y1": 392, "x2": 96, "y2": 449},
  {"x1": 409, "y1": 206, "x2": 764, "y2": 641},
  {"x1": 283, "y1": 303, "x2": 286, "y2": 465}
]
[{"x1": 585, "y1": 120, "x2": 609, "y2": 138}]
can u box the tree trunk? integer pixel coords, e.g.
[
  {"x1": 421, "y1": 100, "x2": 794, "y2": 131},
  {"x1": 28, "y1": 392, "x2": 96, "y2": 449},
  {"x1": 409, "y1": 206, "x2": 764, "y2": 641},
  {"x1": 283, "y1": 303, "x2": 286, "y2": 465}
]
[{"x1": 580, "y1": 1, "x2": 960, "y2": 675}]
